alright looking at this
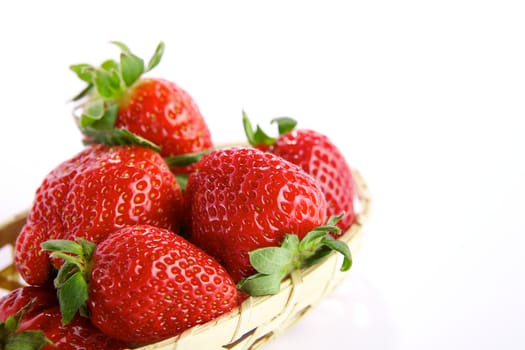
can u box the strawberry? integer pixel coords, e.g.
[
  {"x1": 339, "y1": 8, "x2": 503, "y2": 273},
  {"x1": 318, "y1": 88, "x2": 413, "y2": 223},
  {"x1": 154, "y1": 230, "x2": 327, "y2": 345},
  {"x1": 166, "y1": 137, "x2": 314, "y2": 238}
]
[
  {"x1": 17, "y1": 307, "x2": 127, "y2": 350},
  {"x1": 243, "y1": 112, "x2": 357, "y2": 234},
  {"x1": 69, "y1": 41, "x2": 213, "y2": 173},
  {"x1": 184, "y1": 147, "x2": 353, "y2": 288},
  {"x1": 0, "y1": 290, "x2": 54, "y2": 350},
  {"x1": 15, "y1": 144, "x2": 183, "y2": 286},
  {"x1": 0, "y1": 287, "x2": 126, "y2": 350},
  {"x1": 0, "y1": 286, "x2": 57, "y2": 323},
  {"x1": 42, "y1": 224, "x2": 239, "y2": 344}
]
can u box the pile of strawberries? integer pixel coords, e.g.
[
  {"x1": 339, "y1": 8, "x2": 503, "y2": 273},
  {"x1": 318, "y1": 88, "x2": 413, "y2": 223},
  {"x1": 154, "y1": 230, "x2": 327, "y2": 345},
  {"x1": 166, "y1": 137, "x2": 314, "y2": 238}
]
[{"x1": 0, "y1": 42, "x2": 358, "y2": 349}]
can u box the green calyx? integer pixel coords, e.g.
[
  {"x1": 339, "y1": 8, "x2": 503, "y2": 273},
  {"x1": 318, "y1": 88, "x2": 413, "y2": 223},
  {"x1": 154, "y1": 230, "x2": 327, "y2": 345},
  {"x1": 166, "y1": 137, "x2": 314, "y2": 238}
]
[
  {"x1": 71, "y1": 41, "x2": 164, "y2": 102},
  {"x1": 163, "y1": 149, "x2": 211, "y2": 168},
  {"x1": 0, "y1": 300, "x2": 54, "y2": 350},
  {"x1": 242, "y1": 110, "x2": 297, "y2": 147},
  {"x1": 164, "y1": 149, "x2": 212, "y2": 191},
  {"x1": 41, "y1": 238, "x2": 96, "y2": 325},
  {"x1": 70, "y1": 41, "x2": 165, "y2": 150},
  {"x1": 237, "y1": 213, "x2": 352, "y2": 296}
]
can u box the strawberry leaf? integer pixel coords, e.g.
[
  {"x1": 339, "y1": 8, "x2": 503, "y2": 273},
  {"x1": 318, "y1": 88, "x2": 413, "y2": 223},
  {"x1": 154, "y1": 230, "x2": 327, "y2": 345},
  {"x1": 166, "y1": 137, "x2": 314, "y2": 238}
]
[
  {"x1": 41, "y1": 238, "x2": 95, "y2": 325},
  {"x1": 54, "y1": 262, "x2": 78, "y2": 288},
  {"x1": 146, "y1": 42, "x2": 165, "y2": 72},
  {"x1": 300, "y1": 228, "x2": 333, "y2": 248},
  {"x1": 0, "y1": 301, "x2": 53, "y2": 350},
  {"x1": 81, "y1": 126, "x2": 161, "y2": 152},
  {"x1": 93, "y1": 69, "x2": 122, "y2": 99},
  {"x1": 58, "y1": 271, "x2": 89, "y2": 325},
  {"x1": 327, "y1": 212, "x2": 345, "y2": 226},
  {"x1": 236, "y1": 273, "x2": 283, "y2": 296},
  {"x1": 100, "y1": 59, "x2": 119, "y2": 72},
  {"x1": 249, "y1": 247, "x2": 292, "y2": 275},
  {"x1": 281, "y1": 234, "x2": 299, "y2": 251},
  {"x1": 120, "y1": 52, "x2": 144, "y2": 87},
  {"x1": 163, "y1": 149, "x2": 211, "y2": 167},
  {"x1": 80, "y1": 98, "x2": 105, "y2": 127},
  {"x1": 301, "y1": 245, "x2": 333, "y2": 269},
  {"x1": 110, "y1": 41, "x2": 132, "y2": 54},
  {"x1": 174, "y1": 174, "x2": 188, "y2": 191},
  {"x1": 242, "y1": 111, "x2": 299, "y2": 147},
  {"x1": 242, "y1": 110, "x2": 276, "y2": 146},
  {"x1": 41, "y1": 239, "x2": 83, "y2": 255},
  {"x1": 239, "y1": 213, "x2": 352, "y2": 296},
  {"x1": 300, "y1": 226, "x2": 340, "y2": 248},
  {"x1": 271, "y1": 117, "x2": 297, "y2": 135},
  {"x1": 48, "y1": 252, "x2": 83, "y2": 268},
  {"x1": 70, "y1": 84, "x2": 94, "y2": 102},
  {"x1": 321, "y1": 237, "x2": 352, "y2": 271},
  {"x1": 77, "y1": 238, "x2": 96, "y2": 261},
  {"x1": 4, "y1": 330, "x2": 53, "y2": 350},
  {"x1": 70, "y1": 63, "x2": 95, "y2": 83},
  {"x1": 87, "y1": 103, "x2": 119, "y2": 130}
]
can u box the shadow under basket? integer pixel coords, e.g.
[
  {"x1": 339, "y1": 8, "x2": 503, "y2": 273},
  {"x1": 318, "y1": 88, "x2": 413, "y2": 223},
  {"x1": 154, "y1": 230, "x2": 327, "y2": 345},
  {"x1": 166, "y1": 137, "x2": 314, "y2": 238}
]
[{"x1": 0, "y1": 169, "x2": 371, "y2": 350}]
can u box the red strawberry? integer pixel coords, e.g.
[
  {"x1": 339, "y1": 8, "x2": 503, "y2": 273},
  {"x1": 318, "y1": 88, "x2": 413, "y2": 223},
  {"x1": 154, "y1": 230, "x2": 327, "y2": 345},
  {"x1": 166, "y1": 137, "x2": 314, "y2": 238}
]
[
  {"x1": 184, "y1": 147, "x2": 331, "y2": 282},
  {"x1": 0, "y1": 286, "x2": 57, "y2": 323},
  {"x1": 15, "y1": 144, "x2": 183, "y2": 286},
  {"x1": 70, "y1": 41, "x2": 212, "y2": 173},
  {"x1": 0, "y1": 288, "x2": 54, "y2": 350},
  {"x1": 243, "y1": 112, "x2": 357, "y2": 234},
  {"x1": 0, "y1": 287, "x2": 126, "y2": 350},
  {"x1": 18, "y1": 307, "x2": 127, "y2": 350},
  {"x1": 42, "y1": 224, "x2": 239, "y2": 344}
]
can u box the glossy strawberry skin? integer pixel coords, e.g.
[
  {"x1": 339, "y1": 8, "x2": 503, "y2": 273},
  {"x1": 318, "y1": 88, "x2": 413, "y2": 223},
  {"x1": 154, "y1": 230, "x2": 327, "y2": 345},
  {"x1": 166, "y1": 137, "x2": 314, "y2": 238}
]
[
  {"x1": 265, "y1": 129, "x2": 357, "y2": 234},
  {"x1": 0, "y1": 286, "x2": 57, "y2": 322},
  {"x1": 88, "y1": 224, "x2": 238, "y2": 344},
  {"x1": 117, "y1": 78, "x2": 213, "y2": 169},
  {"x1": 184, "y1": 147, "x2": 328, "y2": 282},
  {"x1": 15, "y1": 144, "x2": 183, "y2": 286},
  {"x1": 18, "y1": 306, "x2": 127, "y2": 350},
  {"x1": 0, "y1": 287, "x2": 126, "y2": 350}
]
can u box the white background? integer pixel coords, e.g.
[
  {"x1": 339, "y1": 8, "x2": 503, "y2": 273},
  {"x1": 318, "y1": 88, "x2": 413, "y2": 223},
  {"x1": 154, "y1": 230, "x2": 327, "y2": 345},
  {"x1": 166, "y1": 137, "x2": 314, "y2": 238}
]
[{"x1": 1, "y1": 1, "x2": 524, "y2": 349}]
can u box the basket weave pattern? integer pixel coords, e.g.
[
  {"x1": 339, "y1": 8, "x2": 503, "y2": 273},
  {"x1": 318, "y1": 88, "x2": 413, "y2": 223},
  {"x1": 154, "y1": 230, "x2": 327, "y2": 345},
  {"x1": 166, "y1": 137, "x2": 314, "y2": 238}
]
[{"x1": 0, "y1": 169, "x2": 370, "y2": 350}]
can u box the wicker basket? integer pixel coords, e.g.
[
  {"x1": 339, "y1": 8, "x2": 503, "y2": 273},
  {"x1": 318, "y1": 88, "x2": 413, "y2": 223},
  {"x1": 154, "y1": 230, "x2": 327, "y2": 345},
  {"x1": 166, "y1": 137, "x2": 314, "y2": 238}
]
[{"x1": 0, "y1": 169, "x2": 370, "y2": 350}]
